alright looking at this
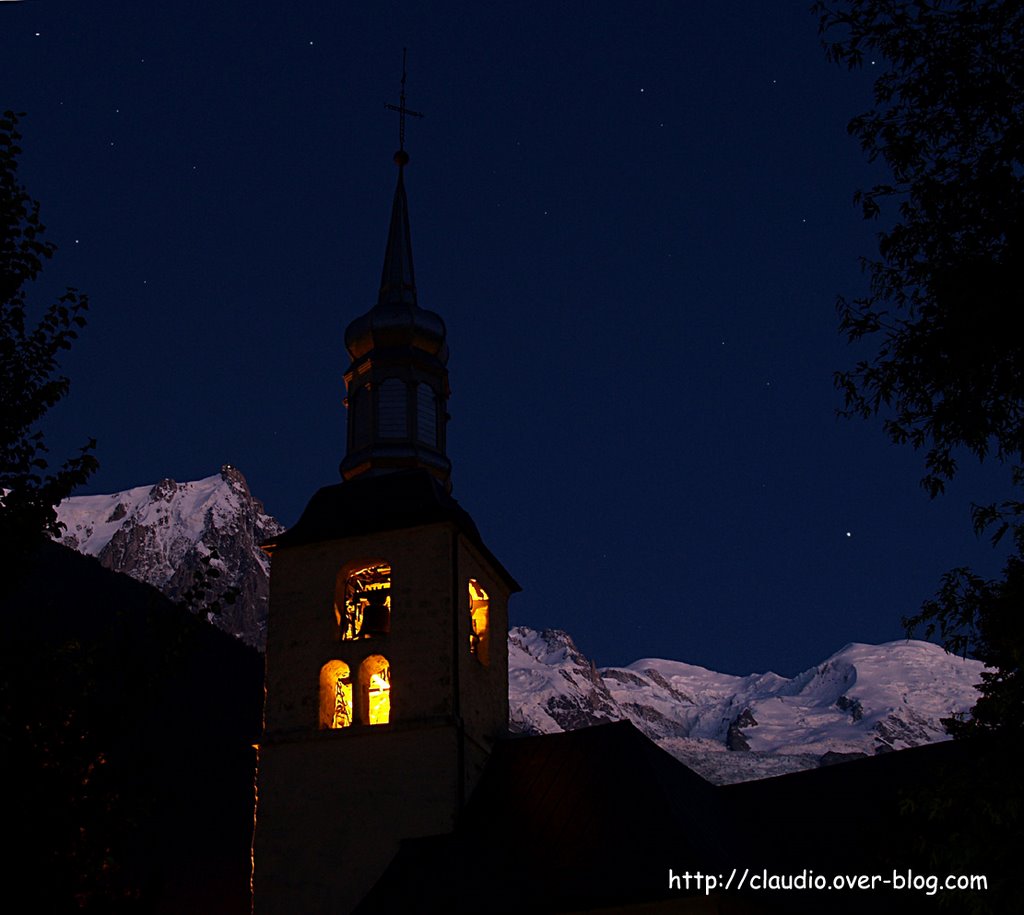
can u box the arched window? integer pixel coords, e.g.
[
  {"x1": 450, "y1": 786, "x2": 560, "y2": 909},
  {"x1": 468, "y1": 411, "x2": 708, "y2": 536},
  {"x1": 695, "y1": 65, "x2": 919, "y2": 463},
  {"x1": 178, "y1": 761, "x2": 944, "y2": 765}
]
[
  {"x1": 318, "y1": 660, "x2": 353, "y2": 729},
  {"x1": 336, "y1": 562, "x2": 391, "y2": 640},
  {"x1": 377, "y1": 379, "x2": 407, "y2": 439},
  {"x1": 360, "y1": 655, "x2": 391, "y2": 725},
  {"x1": 416, "y1": 382, "x2": 438, "y2": 447},
  {"x1": 468, "y1": 579, "x2": 490, "y2": 666},
  {"x1": 350, "y1": 384, "x2": 371, "y2": 450}
]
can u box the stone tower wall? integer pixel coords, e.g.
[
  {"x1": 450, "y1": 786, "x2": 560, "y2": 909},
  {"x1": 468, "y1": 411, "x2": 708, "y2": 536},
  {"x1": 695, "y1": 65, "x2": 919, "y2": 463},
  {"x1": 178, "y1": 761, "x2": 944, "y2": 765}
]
[{"x1": 254, "y1": 519, "x2": 511, "y2": 913}]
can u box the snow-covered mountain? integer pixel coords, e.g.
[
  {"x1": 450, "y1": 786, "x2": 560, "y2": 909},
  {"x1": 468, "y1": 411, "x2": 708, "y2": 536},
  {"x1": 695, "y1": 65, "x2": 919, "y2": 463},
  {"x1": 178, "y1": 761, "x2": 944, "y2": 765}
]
[
  {"x1": 55, "y1": 466, "x2": 283, "y2": 646},
  {"x1": 54, "y1": 470, "x2": 984, "y2": 783},
  {"x1": 509, "y1": 627, "x2": 984, "y2": 783}
]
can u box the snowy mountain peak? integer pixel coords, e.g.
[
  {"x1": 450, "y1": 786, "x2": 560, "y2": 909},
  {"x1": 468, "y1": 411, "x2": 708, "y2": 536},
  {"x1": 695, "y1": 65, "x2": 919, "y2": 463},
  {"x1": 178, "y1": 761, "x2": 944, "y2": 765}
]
[
  {"x1": 510, "y1": 626, "x2": 985, "y2": 784},
  {"x1": 55, "y1": 467, "x2": 283, "y2": 646},
  {"x1": 510, "y1": 626, "x2": 593, "y2": 668},
  {"x1": 54, "y1": 473, "x2": 985, "y2": 785}
]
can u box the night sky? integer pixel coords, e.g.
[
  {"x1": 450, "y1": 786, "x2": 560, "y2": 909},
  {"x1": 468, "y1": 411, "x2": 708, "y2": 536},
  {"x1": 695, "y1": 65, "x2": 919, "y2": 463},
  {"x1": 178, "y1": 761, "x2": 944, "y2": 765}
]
[{"x1": 2, "y1": 2, "x2": 1004, "y2": 676}]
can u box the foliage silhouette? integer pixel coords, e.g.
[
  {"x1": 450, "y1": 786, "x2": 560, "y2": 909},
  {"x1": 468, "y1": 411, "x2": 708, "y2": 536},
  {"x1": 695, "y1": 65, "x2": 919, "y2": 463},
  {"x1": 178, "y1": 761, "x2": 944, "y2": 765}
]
[
  {"x1": 814, "y1": 0, "x2": 1022, "y2": 718},
  {"x1": 180, "y1": 546, "x2": 240, "y2": 619},
  {"x1": 816, "y1": 2, "x2": 1023, "y2": 909},
  {"x1": 1, "y1": 110, "x2": 97, "y2": 577}
]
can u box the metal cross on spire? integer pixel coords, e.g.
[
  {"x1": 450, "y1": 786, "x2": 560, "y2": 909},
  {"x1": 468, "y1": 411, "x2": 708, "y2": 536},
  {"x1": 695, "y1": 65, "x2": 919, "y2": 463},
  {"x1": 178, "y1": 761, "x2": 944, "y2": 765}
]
[{"x1": 385, "y1": 48, "x2": 423, "y2": 165}]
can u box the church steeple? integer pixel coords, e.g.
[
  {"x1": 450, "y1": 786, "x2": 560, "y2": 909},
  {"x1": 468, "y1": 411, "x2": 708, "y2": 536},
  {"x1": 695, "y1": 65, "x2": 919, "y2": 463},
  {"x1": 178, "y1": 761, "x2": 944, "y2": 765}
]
[
  {"x1": 339, "y1": 69, "x2": 452, "y2": 489},
  {"x1": 377, "y1": 51, "x2": 422, "y2": 310},
  {"x1": 377, "y1": 163, "x2": 416, "y2": 307},
  {"x1": 254, "y1": 57, "x2": 519, "y2": 915}
]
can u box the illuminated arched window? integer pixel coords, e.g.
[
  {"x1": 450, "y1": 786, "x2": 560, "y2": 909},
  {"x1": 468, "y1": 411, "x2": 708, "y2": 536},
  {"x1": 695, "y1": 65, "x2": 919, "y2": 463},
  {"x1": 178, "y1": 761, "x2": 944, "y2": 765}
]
[
  {"x1": 378, "y1": 379, "x2": 407, "y2": 439},
  {"x1": 336, "y1": 562, "x2": 391, "y2": 640},
  {"x1": 416, "y1": 382, "x2": 437, "y2": 447},
  {"x1": 318, "y1": 660, "x2": 353, "y2": 729},
  {"x1": 360, "y1": 655, "x2": 391, "y2": 725},
  {"x1": 468, "y1": 579, "x2": 490, "y2": 666}
]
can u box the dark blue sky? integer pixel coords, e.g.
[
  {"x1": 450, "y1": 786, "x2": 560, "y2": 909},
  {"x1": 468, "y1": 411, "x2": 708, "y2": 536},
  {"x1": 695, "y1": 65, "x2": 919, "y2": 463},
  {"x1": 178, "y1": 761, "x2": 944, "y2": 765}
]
[{"x1": 2, "y1": 1, "x2": 1004, "y2": 675}]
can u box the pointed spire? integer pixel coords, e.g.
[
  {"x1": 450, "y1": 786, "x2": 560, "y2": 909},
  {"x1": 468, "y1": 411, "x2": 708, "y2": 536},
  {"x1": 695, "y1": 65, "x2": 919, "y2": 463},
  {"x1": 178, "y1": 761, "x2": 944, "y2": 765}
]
[
  {"x1": 377, "y1": 162, "x2": 417, "y2": 307},
  {"x1": 377, "y1": 49, "x2": 423, "y2": 309},
  {"x1": 339, "y1": 53, "x2": 450, "y2": 489}
]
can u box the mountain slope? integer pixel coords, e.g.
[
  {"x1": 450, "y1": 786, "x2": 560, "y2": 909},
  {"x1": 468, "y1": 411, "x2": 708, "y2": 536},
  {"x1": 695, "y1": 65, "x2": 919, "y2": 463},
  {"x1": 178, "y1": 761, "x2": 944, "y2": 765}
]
[
  {"x1": 1, "y1": 540, "x2": 262, "y2": 913},
  {"x1": 56, "y1": 465, "x2": 282, "y2": 645},
  {"x1": 509, "y1": 627, "x2": 984, "y2": 783},
  {"x1": 55, "y1": 471, "x2": 984, "y2": 783}
]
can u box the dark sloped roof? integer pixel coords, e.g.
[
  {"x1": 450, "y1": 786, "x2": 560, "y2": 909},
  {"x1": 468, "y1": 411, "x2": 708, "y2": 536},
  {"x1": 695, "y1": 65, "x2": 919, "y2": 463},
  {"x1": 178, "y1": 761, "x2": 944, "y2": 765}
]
[
  {"x1": 720, "y1": 738, "x2": 974, "y2": 873},
  {"x1": 357, "y1": 721, "x2": 730, "y2": 913},
  {"x1": 263, "y1": 469, "x2": 519, "y2": 591},
  {"x1": 358, "y1": 722, "x2": 985, "y2": 915}
]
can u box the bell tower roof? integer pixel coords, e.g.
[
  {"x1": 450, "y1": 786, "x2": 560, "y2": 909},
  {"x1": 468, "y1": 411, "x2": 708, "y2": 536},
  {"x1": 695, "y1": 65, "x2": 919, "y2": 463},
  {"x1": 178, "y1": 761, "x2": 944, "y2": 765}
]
[
  {"x1": 339, "y1": 57, "x2": 452, "y2": 489},
  {"x1": 342, "y1": 158, "x2": 448, "y2": 364}
]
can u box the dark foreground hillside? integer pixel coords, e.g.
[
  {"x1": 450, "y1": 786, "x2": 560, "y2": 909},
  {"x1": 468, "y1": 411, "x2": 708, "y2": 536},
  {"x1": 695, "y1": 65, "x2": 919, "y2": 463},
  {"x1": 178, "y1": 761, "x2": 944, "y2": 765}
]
[{"x1": 1, "y1": 541, "x2": 264, "y2": 913}]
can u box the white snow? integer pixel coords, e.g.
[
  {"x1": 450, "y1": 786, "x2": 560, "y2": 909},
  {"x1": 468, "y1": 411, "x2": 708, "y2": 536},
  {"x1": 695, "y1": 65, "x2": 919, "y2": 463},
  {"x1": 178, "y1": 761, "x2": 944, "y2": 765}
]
[
  {"x1": 54, "y1": 483, "x2": 154, "y2": 556},
  {"x1": 510, "y1": 627, "x2": 985, "y2": 784},
  {"x1": 54, "y1": 469, "x2": 278, "y2": 590},
  {"x1": 53, "y1": 472, "x2": 986, "y2": 787}
]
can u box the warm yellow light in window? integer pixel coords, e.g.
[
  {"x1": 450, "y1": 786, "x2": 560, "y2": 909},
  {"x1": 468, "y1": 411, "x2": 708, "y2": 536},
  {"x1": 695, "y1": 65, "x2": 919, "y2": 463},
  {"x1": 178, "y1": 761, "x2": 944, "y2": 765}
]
[
  {"x1": 468, "y1": 579, "x2": 490, "y2": 665},
  {"x1": 318, "y1": 660, "x2": 352, "y2": 729},
  {"x1": 359, "y1": 654, "x2": 391, "y2": 726},
  {"x1": 367, "y1": 665, "x2": 390, "y2": 725},
  {"x1": 338, "y1": 562, "x2": 391, "y2": 640}
]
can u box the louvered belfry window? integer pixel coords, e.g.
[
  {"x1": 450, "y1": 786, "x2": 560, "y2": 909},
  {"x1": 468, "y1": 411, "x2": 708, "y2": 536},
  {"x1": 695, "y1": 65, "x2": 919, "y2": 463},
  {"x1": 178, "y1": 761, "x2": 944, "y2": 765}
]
[
  {"x1": 351, "y1": 385, "x2": 371, "y2": 449},
  {"x1": 378, "y1": 379, "x2": 407, "y2": 439},
  {"x1": 416, "y1": 382, "x2": 437, "y2": 447}
]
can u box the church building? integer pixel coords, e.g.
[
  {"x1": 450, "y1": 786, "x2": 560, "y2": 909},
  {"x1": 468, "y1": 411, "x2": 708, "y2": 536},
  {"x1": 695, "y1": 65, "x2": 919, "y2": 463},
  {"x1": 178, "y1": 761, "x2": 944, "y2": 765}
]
[
  {"x1": 252, "y1": 118, "x2": 519, "y2": 912},
  {"x1": 251, "y1": 78, "x2": 983, "y2": 915}
]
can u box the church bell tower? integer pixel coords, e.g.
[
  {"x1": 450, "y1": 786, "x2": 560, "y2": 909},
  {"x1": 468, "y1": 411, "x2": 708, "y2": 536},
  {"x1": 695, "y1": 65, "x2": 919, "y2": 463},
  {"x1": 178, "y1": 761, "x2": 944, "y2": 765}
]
[{"x1": 252, "y1": 73, "x2": 518, "y2": 914}]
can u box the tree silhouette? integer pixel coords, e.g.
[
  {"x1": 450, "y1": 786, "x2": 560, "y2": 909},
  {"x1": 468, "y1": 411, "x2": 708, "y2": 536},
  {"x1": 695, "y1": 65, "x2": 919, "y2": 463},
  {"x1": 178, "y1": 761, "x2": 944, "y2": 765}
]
[
  {"x1": 816, "y1": 3, "x2": 1022, "y2": 908},
  {"x1": 815, "y1": 0, "x2": 1023, "y2": 723},
  {"x1": 1, "y1": 110, "x2": 97, "y2": 574}
]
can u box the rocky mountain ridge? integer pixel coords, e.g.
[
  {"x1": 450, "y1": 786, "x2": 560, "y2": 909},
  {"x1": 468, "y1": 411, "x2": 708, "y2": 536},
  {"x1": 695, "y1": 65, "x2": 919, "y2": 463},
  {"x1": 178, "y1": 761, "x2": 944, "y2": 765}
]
[
  {"x1": 509, "y1": 627, "x2": 984, "y2": 783},
  {"x1": 55, "y1": 466, "x2": 283, "y2": 646},
  {"x1": 55, "y1": 470, "x2": 984, "y2": 783}
]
